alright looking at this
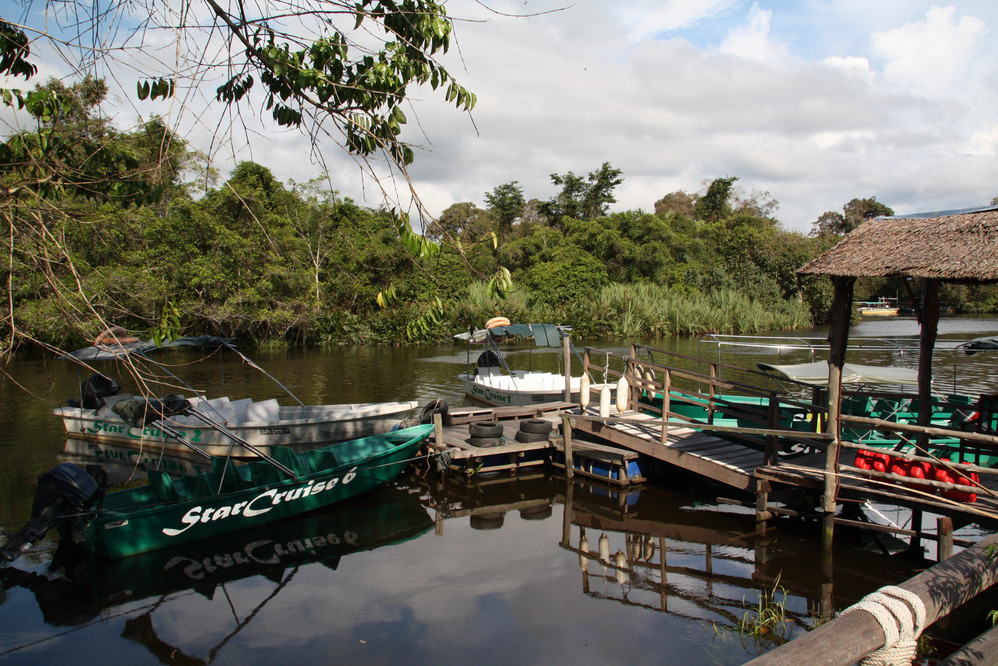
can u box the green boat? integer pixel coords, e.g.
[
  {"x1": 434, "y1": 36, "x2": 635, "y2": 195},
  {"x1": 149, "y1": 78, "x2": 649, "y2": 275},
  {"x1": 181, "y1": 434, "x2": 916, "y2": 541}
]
[{"x1": 1, "y1": 423, "x2": 435, "y2": 561}]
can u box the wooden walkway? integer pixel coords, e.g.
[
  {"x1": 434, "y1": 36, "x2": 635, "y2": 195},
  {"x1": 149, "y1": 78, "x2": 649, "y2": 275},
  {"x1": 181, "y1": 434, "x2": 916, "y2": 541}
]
[
  {"x1": 569, "y1": 407, "x2": 764, "y2": 491},
  {"x1": 425, "y1": 400, "x2": 998, "y2": 530},
  {"x1": 427, "y1": 403, "x2": 644, "y2": 483}
]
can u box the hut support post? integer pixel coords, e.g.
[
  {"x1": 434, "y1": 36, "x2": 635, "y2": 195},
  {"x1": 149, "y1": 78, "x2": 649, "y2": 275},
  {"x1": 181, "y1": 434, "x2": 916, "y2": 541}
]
[
  {"x1": 563, "y1": 331, "x2": 572, "y2": 403},
  {"x1": 917, "y1": 279, "x2": 940, "y2": 450},
  {"x1": 824, "y1": 276, "x2": 855, "y2": 515}
]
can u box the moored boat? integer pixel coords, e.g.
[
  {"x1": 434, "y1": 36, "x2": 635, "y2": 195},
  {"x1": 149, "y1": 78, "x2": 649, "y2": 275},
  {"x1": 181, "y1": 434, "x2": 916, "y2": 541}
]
[
  {"x1": 52, "y1": 335, "x2": 421, "y2": 455},
  {"x1": 1, "y1": 423, "x2": 435, "y2": 561},
  {"x1": 56, "y1": 392, "x2": 420, "y2": 455},
  {"x1": 456, "y1": 322, "x2": 582, "y2": 407},
  {"x1": 856, "y1": 297, "x2": 900, "y2": 316}
]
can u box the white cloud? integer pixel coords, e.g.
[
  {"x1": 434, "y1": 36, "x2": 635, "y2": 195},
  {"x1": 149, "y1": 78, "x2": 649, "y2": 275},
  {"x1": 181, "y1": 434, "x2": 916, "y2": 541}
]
[
  {"x1": 719, "y1": 3, "x2": 792, "y2": 64},
  {"x1": 6, "y1": 0, "x2": 998, "y2": 230},
  {"x1": 872, "y1": 5, "x2": 988, "y2": 96}
]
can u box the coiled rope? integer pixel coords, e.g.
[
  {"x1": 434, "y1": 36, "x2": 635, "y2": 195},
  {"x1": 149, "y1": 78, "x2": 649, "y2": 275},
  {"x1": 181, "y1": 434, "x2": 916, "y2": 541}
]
[{"x1": 841, "y1": 585, "x2": 925, "y2": 665}]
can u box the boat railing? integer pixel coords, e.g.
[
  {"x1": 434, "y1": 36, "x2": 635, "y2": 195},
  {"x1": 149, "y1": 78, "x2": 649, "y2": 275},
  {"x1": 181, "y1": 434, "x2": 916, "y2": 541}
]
[{"x1": 581, "y1": 345, "x2": 831, "y2": 466}]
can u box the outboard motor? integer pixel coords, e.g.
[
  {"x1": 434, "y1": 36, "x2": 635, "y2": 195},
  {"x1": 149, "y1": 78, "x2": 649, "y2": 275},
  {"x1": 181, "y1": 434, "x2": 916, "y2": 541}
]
[
  {"x1": 475, "y1": 350, "x2": 502, "y2": 378},
  {"x1": 66, "y1": 373, "x2": 120, "y2": 410},
  {"x1": 1, "y1": 463, "x2": 101, "y2": 563}
]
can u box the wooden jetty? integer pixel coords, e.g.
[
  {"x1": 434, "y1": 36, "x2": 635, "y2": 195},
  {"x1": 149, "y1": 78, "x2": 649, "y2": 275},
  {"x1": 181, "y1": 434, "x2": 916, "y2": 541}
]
[{"x1": 428, "y1": 402, "x2": 644, "y2": 484}]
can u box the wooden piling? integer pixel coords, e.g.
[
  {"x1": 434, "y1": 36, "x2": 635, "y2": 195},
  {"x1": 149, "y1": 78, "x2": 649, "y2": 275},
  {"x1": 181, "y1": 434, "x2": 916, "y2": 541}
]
[
  {"x1": 747, "y1": 533, "x2": 998, "y2": 665},
  {"x1": 562, "y1": 415, "x2": 574, "y2": 479},
  {"x1": 938, "y1": 516, "x2": 954, "y2": 561}
]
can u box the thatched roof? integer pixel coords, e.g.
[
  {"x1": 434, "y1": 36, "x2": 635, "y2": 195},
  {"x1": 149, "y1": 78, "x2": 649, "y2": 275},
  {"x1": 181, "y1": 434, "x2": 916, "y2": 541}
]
[{"x1": 799, "y1": 206, "x2": 998, "y2": 282}]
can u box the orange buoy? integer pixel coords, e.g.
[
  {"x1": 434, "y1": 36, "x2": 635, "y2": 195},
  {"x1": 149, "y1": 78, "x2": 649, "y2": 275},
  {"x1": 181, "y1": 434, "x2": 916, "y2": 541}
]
[{"x1": 485, "y1": 317, "x2": 510, "y2": 329}]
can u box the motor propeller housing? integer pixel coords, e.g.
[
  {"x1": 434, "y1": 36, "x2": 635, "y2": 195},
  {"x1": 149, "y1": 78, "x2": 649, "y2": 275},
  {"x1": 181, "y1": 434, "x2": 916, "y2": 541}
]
[{"x1": 1, "y1": 463, "x2": 101, "y2": 563}]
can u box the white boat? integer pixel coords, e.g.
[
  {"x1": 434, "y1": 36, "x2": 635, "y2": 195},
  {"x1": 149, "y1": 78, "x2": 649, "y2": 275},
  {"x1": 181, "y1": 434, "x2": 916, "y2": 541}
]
[
  {"x1": 53, "y1": 335, "x2": 421, "y2": 456},
  {"x1": 456, "y1": 323, "x2": 581, "y2": 407},
  {"x1": 857, "y1": 298, "x2": 900, "y2": 316},
  {"x1": 55, "y1": 393, "x2": 420, "y2": 456}
]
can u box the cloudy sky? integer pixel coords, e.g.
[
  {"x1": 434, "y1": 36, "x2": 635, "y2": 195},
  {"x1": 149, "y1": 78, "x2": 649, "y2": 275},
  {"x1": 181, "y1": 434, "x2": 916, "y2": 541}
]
[{"x1": 5, "y1": 1, "x2": 997, "y2": 232}]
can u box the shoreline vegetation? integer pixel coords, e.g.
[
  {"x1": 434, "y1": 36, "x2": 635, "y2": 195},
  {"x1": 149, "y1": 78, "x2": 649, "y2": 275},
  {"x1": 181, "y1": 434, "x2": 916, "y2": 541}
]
[{"x1": 6, "y1": 82, "x2": 998, "y2": 352}]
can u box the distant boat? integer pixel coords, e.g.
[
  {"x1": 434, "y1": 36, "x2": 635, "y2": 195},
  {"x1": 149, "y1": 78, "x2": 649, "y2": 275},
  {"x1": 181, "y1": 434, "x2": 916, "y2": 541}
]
[{"x1": 857, "y1": 298, "x2": 900, "y2": 316}]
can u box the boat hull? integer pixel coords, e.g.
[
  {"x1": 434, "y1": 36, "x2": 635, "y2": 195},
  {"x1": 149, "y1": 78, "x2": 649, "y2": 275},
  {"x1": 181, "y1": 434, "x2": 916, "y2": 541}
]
[
  {"x1": 55, "y1": 394, "x2": 419, "y2": 456},
  {"x1": 460, "y1": 373, "x2": 580, "y2": 407},
  {"x1": 77, "y1": 424, "x2": 433, "y2": 559}
]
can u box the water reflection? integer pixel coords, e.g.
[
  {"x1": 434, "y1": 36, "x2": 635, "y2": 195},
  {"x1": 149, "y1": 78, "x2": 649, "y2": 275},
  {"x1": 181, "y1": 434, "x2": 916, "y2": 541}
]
[{"x1": 0, "y1": 483, "x2": 432, "y2": 661}]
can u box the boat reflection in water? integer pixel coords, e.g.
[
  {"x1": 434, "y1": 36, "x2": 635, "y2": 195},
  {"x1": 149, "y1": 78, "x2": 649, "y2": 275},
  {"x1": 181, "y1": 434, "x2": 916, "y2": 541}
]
[
  {"x1": 61, "y1": 438, "x2": 215, "y2": 483},
  {"x1": 0, "y1": 483, "x2": 432, "y2": 660}
]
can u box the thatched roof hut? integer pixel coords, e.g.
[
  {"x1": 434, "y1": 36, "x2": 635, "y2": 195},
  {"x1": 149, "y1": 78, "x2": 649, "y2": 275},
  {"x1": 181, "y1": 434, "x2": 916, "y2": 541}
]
[
  {"x1": 796, "y1": 204, "x2": 998, "y2": 513},
  {"x1": 800, "y1": 206, "x2": 998, "y2": 282}
]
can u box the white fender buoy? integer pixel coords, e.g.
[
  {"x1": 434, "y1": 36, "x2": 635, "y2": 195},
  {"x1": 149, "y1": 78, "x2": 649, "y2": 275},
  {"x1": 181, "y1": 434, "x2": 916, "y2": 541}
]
[
  {"x1": 644, "y1": 369, "x2": 655, "y2": 386},
  {"x1": 644, "y1": 538, "x2": 655, "y2": 561},
  {"x1": 629, "y1": 537, "x2": 641, "y2": 561},
  {"x1": 614, "y1": 550, "x2": 628, "y2": 584},
  {"x1": 598, "y1": 532, "x2": 610, "y2": 564},
  {"x1": 599, "y1": 385, "x2": 611, "y2": 418},
  {"x1": 579, "y1": 534, "x2": 590, "y2": 570},
  {"x1": 580, "y1": 374, "x2": 591, "y2": 409},
  {"x1": 616, "y1": 376, "x2": 629, "y2": 413}
]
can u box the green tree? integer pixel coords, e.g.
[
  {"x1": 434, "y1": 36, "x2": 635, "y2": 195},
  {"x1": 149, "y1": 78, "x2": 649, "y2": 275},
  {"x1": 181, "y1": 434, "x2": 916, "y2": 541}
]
[
  {"x1": 542, "y1": 162, "x2": 623, "y2": 223},
  {"x1": 0, "y1": 3, "x2": 487, "y2": 350},
  {"x1": 655, "y1": 191, "x2": 696, "y2": 218},
  {"x1": 484, "y1": 181, "x2": 525, "y2": 241},
  {"x1": 811, "y1": 197, "x2": 894, "y2": 237},
  {"x1": 695, "y1": 176, "x2": 738, "y2": 223}
]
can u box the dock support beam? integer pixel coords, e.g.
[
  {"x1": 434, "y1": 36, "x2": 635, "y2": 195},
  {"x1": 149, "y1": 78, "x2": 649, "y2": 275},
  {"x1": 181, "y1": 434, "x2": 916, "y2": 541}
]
[
  {"x1": 755, "y1": 479, "x2": 770, "y2": 536},
  {"x1": 823, "y1": 276, "x2": 855, "y2": 514},
  {"x1": 562, "y1": 415, "x2": 575, "y2": 479}
]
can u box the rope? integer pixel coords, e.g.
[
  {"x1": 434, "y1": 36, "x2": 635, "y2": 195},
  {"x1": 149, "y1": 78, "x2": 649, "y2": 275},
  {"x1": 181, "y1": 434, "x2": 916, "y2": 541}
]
[{"x1": 841, "y1": 585, "x2": 925, "y2": 665}]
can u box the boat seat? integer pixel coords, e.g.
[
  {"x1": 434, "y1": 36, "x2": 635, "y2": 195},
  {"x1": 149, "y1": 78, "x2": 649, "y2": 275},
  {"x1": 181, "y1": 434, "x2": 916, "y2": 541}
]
[
  {"x1": 211, "y1": 457, "x2": 251, "y2": 490},
  {"x1": 269, "y1": 446, "x2": 309, "y2": 475},
  {"x1": 308, "y1": 449, "x2": 339, "y2": 470},
  {"x1": 146, "y1": 469, "x2": 184, "y2": 502},
  {"x1": 245, "y1": 460, "x2": 287, "y2": 485},
  {"x1": 181, "y1": 474, "x2": 218, "y2": 499}
]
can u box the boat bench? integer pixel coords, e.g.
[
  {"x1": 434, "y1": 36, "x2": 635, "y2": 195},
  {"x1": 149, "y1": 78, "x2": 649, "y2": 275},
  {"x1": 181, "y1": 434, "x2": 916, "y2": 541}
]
[{"x1": 146, "y1": 469, "x2": 220, "y2": 501}]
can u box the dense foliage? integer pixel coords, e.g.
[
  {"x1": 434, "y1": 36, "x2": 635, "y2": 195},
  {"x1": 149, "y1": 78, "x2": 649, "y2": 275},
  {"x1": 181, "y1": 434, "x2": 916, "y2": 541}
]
[{"x1": 5, "y1": 76, "x2": 996, "y2": 350}]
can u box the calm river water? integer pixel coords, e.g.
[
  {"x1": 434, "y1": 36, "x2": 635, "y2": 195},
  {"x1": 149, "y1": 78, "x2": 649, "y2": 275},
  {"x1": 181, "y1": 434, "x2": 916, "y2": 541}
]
[{"x1": 3, "y1": 318, "x2": 998, "y2": 664}]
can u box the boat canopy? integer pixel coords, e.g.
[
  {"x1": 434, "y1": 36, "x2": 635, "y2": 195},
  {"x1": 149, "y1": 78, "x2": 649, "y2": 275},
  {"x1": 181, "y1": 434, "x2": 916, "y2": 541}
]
[
  {"x1": 454, "y1": 324, "x2": 566, "y2": 348},
  {"x1": 962, "y1": 336, "x2": 998, "y2": 355},
  {"x1": 756, "y1": 360, "x2": 918, "y2": 387},
  {"x1": 59, "y1": 336, "x2": 235, "y2": 361}
]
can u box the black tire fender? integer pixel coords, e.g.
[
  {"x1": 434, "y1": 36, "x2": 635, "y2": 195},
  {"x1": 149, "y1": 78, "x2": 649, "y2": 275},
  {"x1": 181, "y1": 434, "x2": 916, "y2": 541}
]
[
  {"x1": 469, "y1": 421, "x2": 503, "y2": 438},
  {"x1": 419, "y1": 398, "x2": 449, "y2": 425},
  {"x1": 515, "y1": 430, "x2": 548, "y2": 443},
  {"x1": 519, "y1": 418, "x2": 553, "y2": 434}
]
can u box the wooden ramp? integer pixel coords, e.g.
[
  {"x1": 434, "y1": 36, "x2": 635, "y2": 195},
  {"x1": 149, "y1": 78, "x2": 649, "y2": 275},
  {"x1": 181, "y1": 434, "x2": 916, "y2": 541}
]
[{"x1": 569, "y1": 408, "x2": 764, "y2": 491}]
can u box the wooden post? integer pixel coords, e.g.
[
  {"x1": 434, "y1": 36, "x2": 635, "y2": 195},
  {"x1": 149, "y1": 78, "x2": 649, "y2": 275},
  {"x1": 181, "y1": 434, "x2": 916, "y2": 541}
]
[
  {"x1": 910, "y1": 508, "x2": 923, "y2": 555},
  {"x1": 563, "y1": 329, "x2": 573, "y2": 403},
  {"x1": 562, "y1": 415, "x2": 574, "y2": 479},
  {"x1": 824, "y1": 276, "x2": 855, "y2": 514},
  {"x1": 938, "y1": 516, "x2": 954, "y2": 561},
  {"x1": 755, "y1": 479, "x2": 770, "y2": 537},
  {"x1": 661, "y1": 368, "x2": 671, "y2": 445},
  {"x1": 917, "y1": 279, "x2": 940, "y2": 451},
  {"x1": 561, "y1": 469, "x2": 574, "y2": 547},
  {"x1": 433, "y1": 411, "x2": 445, "y2": 453}
]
